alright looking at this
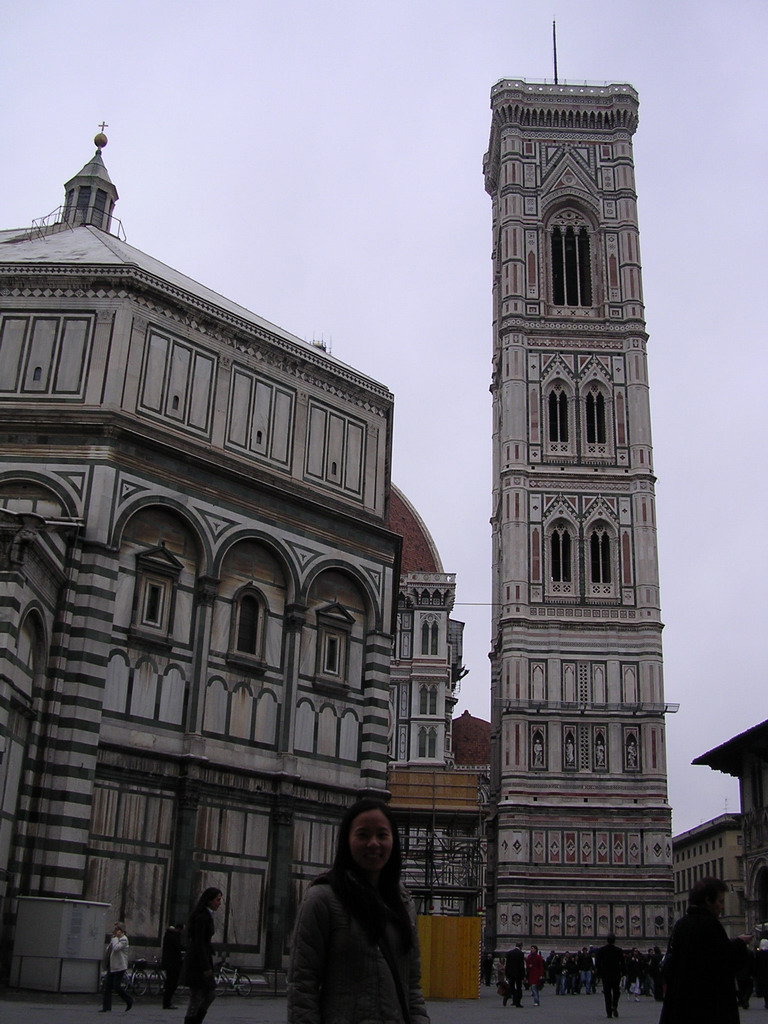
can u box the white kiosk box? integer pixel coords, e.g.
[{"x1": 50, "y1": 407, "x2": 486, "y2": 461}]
[{"x1": 10, "y1": 896, "x2": 110, "y2": 992}]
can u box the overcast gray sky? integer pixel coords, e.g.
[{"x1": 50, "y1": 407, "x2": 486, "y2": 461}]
[{"x1": 2, "y1": 0, "x2": 766, "y2": 836}]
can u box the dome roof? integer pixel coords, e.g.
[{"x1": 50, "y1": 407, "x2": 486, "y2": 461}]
[{"x1": 388, "y1": 484, "x2": 443, "y2": 574}]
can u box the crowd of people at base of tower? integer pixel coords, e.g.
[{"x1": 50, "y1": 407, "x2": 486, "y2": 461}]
[
  {"x1": 487, "y1": 877, "x2": 760, "y2": 1022},
  {"x1": 489, "y1": 939, "x2": 665, "y2": 1011}
]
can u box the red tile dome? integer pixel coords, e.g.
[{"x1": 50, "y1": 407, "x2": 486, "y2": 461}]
[{"x1": 387, "y1": 484, "x2": 443, "y2": 574}]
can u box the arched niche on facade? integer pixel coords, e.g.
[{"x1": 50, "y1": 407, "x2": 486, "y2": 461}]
[
  {"x1": 339, "y1": 708, "x2": 360, "y2": 762},
  {"x1": 302, "y1": 568, "x2": 370, "y2": 691},
  {"x1": 0, "y1": 477, "x2": 73, "y2": 518},
  {"x1": 16, "y1": 608, "x2": 47, "y2": 702},
  {"x1": 0, "y1": 479, "x2": 74, "y2": 576},
  {"x1": 254, "y1": 688, "x2": 278, "y2": 746},
  {"x1": 215, "y1": 538, "x2": 289, "y2": 670},
  {"x1": 115, "y1": 505, "x2": 203, "y2": 647},
  {"x1": 0, "y1": 609, "x2": 44, "y2": 877}
]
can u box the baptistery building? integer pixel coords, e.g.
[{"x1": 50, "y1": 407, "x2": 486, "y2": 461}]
[{"x1": 0, "y1": 138, "x2": 404, "y2": 969}]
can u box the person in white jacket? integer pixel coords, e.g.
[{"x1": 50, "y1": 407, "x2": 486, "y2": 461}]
[{"x1": 100, "y1": 922, "x2": 133, "y2": 1012}]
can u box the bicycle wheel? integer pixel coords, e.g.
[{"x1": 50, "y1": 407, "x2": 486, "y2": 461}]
[
  {"x1": 235, "y1": 972, "x2": 252, "y2": 996},
  {"x1": 215, "y1": 972, "x2": 227, "y2": 995},
  {"x1": 148, "y1": 968, "x2": 163, "y2": 996},
  {"x1": 132, "y1": 969, "x2": 149, "y2": 996}
]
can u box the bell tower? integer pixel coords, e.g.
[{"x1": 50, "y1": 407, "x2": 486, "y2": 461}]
[{"x1": 484, "y1": 80, "x2": 674, "y2": 948}]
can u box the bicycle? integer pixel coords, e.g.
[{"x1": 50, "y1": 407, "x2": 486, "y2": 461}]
[
  {"x1": 214, "y1": 959, "x2": 253, "y2": 995},
  {"x1": 140, "y1": 959, "x2": 165, "y2": 996},
  {"x1": 124, "y1": 959, "x2": 150, "y2": 996}
]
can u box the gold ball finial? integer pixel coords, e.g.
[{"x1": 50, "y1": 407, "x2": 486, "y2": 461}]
[{"x1": 94, "y1": 122, "x2": 109, "y2": 150}]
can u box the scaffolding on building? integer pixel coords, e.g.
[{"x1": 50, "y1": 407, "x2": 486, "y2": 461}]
[{"x1": 388, "y1": 768, "x2": 488, "y2": 917}]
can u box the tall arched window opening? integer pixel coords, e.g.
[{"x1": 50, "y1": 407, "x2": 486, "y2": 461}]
[
  {"x1": 548, "y1": 388, "x2": 568, "y2": 442},
  {"x1": 235, "y1": 593, "x2": 260, "y2": 655},
  {"x1": 586, "y1": 390, "x2": 606, "y2": 444},
  {"x1": 550, "y1": 526, "x2": 572, "y2": 582},
  {"x1": 419, "y1": 685, "x2": 438, "y2": 715},
  {"x1": 421, "y1": 621, "x2": 430, "y2": 655},
  {"x1": 421, "y1": 619, "x2": 439, "y2": 655},
  {"x1": 418, "y1": 727, "x2": 437, "y2": 759},
  {"x1": 590, "y1": 528, "x2": 612, "y2": 584},
  {"x1": 551, "y1": 224, "x2": 592, "y2": 306}
]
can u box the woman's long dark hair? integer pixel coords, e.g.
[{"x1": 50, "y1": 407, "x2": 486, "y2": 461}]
[
  {"x1": 188, "y1": 886, "x2": 222, "y2": 925},
  {"x1": 320, "y1": 797, "x2": 414, "y2": 950}
]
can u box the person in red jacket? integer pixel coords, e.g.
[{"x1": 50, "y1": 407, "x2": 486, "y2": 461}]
[{"x1": 527, "y1": 944, "x2": 546, "y2": 1007}]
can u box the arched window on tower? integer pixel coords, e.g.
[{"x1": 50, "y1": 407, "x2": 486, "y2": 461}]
[
  {"x1": 586, "y1": 389, "x2": 607, "y2": 444},
  {"x1": 548, "y1": 387, "x2": 568, "y2": 443},
  {"x1": 589, "y1": 527, "x2": 612, "y2": 585},
  {"x1": 421, "y1": 618, "x2": 439, "y2": 656},
  {"x1": 551, "y1": 220, "x2": 593, "y2": 306},
  {"x1": 419, "y1": 684, "x2": 438, "y2": 715},
  {"x1": 550, "y1": 525, "x2": 572, "y2": 583},
  {"x1": 421, "y1": 621, "x2": 430, "y2": 655},
  {"x1": 418, "y1": 726, "x2": 437, "y2": 759}
]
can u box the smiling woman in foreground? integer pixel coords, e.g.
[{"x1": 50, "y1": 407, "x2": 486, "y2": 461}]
[{"x1": 288, "y1": 797, "x2": 429, "y2": 1024}]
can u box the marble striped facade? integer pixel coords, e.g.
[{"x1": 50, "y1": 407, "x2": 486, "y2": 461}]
[{"x1": 0, "y1": 223, "x2": 399, "y2": 967}]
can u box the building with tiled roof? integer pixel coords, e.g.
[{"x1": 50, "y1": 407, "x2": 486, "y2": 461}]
[
  {"x1": 452, "y1": 709, "x2": 491, "y2": 767},
  {"x1": 694, "y1": 721, "x2": 768, "y2": 933}
]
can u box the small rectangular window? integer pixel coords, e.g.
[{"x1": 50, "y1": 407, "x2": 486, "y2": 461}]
[
  {"x1": 142, "y1": 582, "x2": 165, "y2": 627},
  {"x1": 132, "y1": 547, "x2": 182, "y2": 640},
  {"x1": 324, "y1": 634, "x2": 340, "y2": 675},
  {"x1": 314, "y1": 607, "x2": 353, "y2": 687}
]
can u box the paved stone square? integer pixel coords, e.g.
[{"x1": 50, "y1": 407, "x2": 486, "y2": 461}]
[{"x1": 0, "y1": 985, "x2": 666, "y2": 1024}]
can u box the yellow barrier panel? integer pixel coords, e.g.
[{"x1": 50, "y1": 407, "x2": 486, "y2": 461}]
[{"x1": 416, "y1": 916, "x2": 482, "y2": 999}]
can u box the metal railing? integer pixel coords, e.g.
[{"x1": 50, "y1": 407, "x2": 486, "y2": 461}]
[{"x1": 27, "y1": 206, "x2": 127, "y2": 241}]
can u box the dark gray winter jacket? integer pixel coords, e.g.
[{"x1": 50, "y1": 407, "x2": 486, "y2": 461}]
[{"x1": 287, "y1": 881, "x2": 429, "y2": 1024}]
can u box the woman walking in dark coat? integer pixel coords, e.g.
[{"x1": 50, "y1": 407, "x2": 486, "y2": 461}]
[
  {"x1": 659, "y1": 877, "x2": 751, "y2": 1024},
  {"x1": 161, "y1": 922, "x2": 185, "y2": 1009},
  {"x1": 182, "y1": 886, "x2": 223, "y2": 1024}
]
